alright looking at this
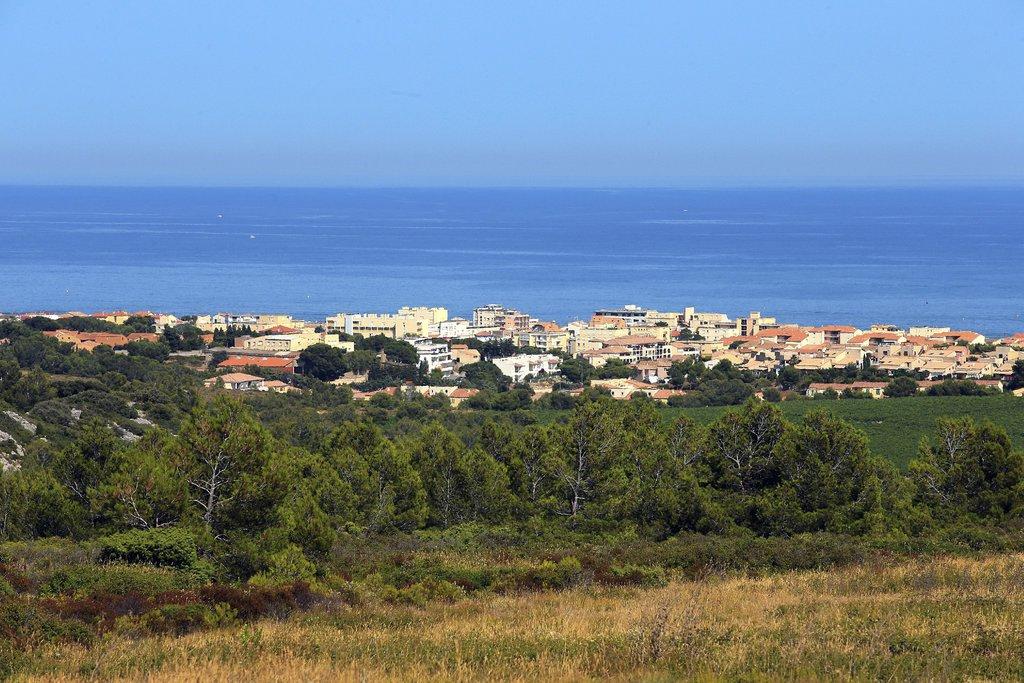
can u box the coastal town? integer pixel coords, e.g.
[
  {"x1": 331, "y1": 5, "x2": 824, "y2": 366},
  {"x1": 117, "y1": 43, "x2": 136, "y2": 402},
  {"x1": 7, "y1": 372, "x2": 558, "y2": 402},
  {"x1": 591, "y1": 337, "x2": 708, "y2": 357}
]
[{"x1": 4, "y1": 303, "x2": 1023, "y2": 403}]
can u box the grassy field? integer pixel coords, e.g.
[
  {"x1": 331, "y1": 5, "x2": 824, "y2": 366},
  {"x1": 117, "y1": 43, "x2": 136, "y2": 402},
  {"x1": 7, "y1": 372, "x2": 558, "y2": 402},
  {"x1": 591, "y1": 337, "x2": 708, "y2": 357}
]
[
  {"x1": 533, "y1": 395, "x2": 1024, "y2": 469},
  {"x1": 12, "y1": 553, "x2": 1024, "y2": 681}
]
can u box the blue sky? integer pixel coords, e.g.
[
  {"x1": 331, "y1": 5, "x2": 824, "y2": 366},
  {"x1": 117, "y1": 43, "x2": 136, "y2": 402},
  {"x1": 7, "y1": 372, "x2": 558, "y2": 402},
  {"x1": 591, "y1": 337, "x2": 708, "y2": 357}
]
[{"x1": 1, "y1": 1, "x2": 1022, "y2": 186}]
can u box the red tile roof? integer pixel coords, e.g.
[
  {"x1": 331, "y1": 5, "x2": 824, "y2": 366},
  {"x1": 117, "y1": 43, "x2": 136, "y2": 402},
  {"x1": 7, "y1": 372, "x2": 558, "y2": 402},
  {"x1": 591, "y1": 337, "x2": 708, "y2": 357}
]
[
  {"x1": 808, "y1": 325, "x2": 857, "y2": 333},
  {"x1": 219, "y1": 355, "x2": 296, "y2": 369}
]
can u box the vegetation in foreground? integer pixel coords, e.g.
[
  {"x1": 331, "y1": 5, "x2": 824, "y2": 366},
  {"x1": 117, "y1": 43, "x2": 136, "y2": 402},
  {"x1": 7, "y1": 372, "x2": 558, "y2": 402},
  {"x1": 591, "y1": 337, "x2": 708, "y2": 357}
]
[
  {"x1": 8, "y1": 552, "x2": 1024, "y2": 681},
  {"x1": 4, "y1": 315, "x2": 1024, "y2": 680}
]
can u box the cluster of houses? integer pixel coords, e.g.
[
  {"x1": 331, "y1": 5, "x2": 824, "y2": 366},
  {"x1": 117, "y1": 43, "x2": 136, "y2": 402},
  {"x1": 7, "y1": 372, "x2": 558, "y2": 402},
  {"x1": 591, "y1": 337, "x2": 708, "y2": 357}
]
[
  {"x1": 712, "y1": 324, "x2": 1021, "y2": 386},
  {"x1": 41, "y1": 329, "x2": 163, "y2": 351},
  {"x1": 10, "y1": 304, "x2": 1024, "y2": 402},
  {"x1": 201, "y1": 373, "x2": 295, "y2": 393}
]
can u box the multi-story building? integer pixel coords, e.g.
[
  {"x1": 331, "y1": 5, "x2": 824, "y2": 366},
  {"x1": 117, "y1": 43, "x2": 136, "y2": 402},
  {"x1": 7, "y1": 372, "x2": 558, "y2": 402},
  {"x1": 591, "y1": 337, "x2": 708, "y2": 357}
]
[
  {"x1": 411, "y1": 338, "x2": 454, "y2": 375},
  {"x1": 398, "y1": 306, "x2": 448, "y2": 325},
  {"x1": 473, "y1": 304, "x2": 531, "y2": 331},
  {"x1": 435, "y1": 317, "x2": 471, "y2": 338},
  {"x1": 492, "y1": 353, "x2": 562, "y2": 383},
  {"x1": 737, "y1": 311, "x2": 777, "y2": 337},
  {"x1": 583, "y1": 335, "x2": 673, "y2": 366},
  {"x1": 625, "y1": 323, "x2": 673, "y2": 342},
  {"x1": 449, "y1": 344, "x2": 481, "y2": 368},
  {"x1": 592, "y1": 304, "x2": 649, "y2": 326},
  {"x1": 242, "y1": 331, "x2": 352, "y2": 353},
  {"x1": 327, "y1": 307, "x2": 447, "y2": 339},
  {"x1": 519, "y1": 322, "x2": 570, "y2": 353},
  {"x1": 694, "y1": 318, "x2": 740, "y2": 342},
  {"x1": 565, "y1": 320, "x2": 624, "y2": 355},
  {"x1": 809, "y1": 325, "x2": 859, "y2": 345}
]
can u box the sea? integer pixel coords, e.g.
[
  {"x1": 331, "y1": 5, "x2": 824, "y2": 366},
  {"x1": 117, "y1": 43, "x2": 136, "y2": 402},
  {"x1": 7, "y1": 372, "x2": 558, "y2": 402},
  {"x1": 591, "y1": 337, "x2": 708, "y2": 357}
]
[{"x1": 1, "y1": 186, "x2": 1022, "y2": 336}]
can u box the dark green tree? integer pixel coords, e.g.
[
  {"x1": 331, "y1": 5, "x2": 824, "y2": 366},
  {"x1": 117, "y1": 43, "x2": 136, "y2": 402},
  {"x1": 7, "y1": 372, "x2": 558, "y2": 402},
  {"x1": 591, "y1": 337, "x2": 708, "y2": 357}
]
[
  {"x1": 910, "y1": 417, "x2": 1024, "y2": 521},
  {"x1": 884, "y1": 376, "x2": 919, "y2": 397},
  {"x1": 299, "y1": 343, "x2": 349, "y2": 381}
]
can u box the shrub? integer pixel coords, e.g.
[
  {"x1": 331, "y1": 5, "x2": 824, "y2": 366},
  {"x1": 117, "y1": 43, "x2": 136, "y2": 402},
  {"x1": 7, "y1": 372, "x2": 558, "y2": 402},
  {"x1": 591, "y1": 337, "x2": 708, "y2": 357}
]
[
  {"x1": 935, "y1": 524, "x2": 1012, "y2": 552},
  {"x1": 134, "y1": 602, "x2": 236, "y2": 636},
  {"x1": 247, "y1": 545, "x2": 317, "y2": 586},
  {"x1": 497, "y1": 557, "x2": 583, "y2": 592},
  {"x1": 198, "y1": 582, "x2": 318, "y2": 620},
  {"x1": 380, "y1": 577, "x2": 466, "y2": 607},
  {"x1": 604, "y1": 564, "x2": 668, "y2": 587},
  {"x1": 99, "y1": 528, "x2": 199, "y2": 569},
  {"x1": 0, "y1": 599, "x2": 93, "y2": 648},
  {"x1": 0, "y1": 565, "x2": 34, "y2": 594},
  {"x1": 41, "y1": 564, "x2": 195, "y2": 597}
]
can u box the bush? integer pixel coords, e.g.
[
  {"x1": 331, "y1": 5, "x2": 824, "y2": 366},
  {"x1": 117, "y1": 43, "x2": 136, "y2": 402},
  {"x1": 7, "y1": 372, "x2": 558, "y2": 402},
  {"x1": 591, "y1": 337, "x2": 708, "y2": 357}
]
[
  {"x1": 0, "y1": 599, "x2": 94, "y2": 648},
  {"x1": 380, "y1": 577, "x2": 466, "y2": 607},
  {"x1": 41, "y1": 564, "x2": 195, "y2": 597},
  {"x1": 99, "y1": 528, "x2": 198, "y2": 569},
  {"x1": 197, "y1": 582, "x2": 318, "y2": 620},
  {"x1": 604, "y1": 564, "x2": 668, "y2": 587},
  {"x1": 134, "y1": 602, "x2": 236, "y2": 636},
  {"x1": 496, "y1": 557, "x2": 583, "y2": 592},
  {"x1": 0, "y1": 565, "x2": 35, "y2": 594},
  {"x1": 247, "y1": 545, "x2": 317, "y2": 586}
]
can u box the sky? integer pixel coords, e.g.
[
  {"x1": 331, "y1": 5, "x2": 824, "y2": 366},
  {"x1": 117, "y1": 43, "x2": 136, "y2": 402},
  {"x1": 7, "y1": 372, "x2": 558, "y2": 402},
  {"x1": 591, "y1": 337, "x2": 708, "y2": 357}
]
[{"x1": 1, "y1": 1, "x2": 1022, "y2": 187}]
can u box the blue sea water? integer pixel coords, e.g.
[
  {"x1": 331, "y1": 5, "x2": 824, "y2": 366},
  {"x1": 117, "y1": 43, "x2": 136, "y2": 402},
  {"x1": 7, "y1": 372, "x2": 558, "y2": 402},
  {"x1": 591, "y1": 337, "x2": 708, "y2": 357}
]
[{"x1": 1, "y1": 186, "x2": 1022, "y2": 335}]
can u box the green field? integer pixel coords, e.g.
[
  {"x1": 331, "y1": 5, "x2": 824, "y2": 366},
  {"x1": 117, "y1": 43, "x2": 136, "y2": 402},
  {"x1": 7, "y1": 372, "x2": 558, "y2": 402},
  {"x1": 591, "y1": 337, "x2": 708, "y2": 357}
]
[
  {"x1": 532, "y1": 395, "x2": 1023, "y2": 470},
  {"x1": 672, "y1": 395, "x2": 1024, "y2": 469}
]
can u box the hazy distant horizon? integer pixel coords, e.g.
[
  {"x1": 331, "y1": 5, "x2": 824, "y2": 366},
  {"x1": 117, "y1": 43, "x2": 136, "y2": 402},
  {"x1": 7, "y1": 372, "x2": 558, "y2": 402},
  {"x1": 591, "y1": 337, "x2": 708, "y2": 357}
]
[{"x1": 3, "y1": 180, "x2": 1024, "y2": 191}]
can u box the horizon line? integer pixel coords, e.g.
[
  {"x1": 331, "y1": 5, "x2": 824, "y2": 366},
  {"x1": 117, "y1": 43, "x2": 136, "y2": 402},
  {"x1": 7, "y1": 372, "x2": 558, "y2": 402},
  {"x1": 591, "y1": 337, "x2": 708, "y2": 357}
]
[{"x1": 2, "y1": 179, "x2": 1024, "y2": 192}]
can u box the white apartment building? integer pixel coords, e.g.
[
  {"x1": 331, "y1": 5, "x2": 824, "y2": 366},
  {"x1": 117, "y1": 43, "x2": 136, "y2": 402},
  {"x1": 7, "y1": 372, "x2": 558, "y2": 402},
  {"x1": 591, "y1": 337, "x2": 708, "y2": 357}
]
[
  {"x1": 492, "y1": 353, "x2": 562, "y2": 383},
  {"x1": 592, "y1": 304, "x2": 650, "y2": 325},
  {"x1": 412, "y1": 338, "x2": 454, "y2": 375},
  {"x1": 434, "y1": 317, "x2": 472, "y2": 338}
]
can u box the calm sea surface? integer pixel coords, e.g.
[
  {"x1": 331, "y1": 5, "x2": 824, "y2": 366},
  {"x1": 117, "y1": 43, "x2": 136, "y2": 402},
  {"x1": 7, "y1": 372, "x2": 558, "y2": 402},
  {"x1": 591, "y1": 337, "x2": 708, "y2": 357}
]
[{"x1": 1, "y1": 186, "x2": 1022, "y2": 335}]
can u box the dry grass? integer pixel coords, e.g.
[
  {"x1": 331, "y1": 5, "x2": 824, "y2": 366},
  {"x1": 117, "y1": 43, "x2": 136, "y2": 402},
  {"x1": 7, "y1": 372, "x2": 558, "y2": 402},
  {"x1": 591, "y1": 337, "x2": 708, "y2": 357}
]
[{"x1": 14, "y1": 553, "x2": 1024, "y2": 682}]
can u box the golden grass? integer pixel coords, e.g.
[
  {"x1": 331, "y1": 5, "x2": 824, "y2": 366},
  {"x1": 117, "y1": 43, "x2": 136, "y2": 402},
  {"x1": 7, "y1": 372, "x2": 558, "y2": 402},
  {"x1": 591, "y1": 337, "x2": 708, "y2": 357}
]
[{"x1": 16, "y1": 553, "x2": 1024, "y2": 682}]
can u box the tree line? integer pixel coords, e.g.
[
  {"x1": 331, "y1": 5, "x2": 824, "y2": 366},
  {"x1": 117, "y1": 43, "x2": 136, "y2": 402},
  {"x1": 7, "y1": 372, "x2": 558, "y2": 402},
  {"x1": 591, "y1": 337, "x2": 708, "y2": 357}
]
[{"x1": 2, "y1": 394, "x2": 1020, "y2": 579}]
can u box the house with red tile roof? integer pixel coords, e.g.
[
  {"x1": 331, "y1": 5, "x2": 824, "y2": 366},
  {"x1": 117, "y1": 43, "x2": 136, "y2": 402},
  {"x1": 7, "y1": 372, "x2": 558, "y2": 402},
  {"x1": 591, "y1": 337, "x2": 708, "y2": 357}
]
[
  {"x1": 203, "y1": 372, "x2": 265, "y2": 391},
  {"x1": 218, "y1": 355, "x2": 297, "y2": 373}
]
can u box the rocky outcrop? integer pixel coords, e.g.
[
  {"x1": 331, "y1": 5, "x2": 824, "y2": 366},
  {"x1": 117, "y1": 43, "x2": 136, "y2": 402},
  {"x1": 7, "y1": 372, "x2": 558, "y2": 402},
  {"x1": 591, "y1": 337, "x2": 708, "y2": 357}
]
[
  {"x1": 3, "y1": 410, "x2": 37, "y2": 435},
  {"x1": 0, "y1": 429, "x2": 24, "y2": 471}
]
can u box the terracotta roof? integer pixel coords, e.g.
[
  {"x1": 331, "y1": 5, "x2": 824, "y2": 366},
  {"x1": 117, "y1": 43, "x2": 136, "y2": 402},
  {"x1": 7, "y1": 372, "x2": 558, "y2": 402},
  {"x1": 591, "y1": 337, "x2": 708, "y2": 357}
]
[
  {"x1": 211, "y1": 372, "x2": 263, "y2": 383},
  {"x1": 604, "y1": 335, "x2": 662, "y2": 346},
  {"x1": 935, "y1": 330, "x2": 983, "y2": 343},
  {"x1": 849, "y1": 332, "x2": 902, "y2": 344},
  {"x1": 719, "y1": 335, "x2": 752, "y2": 345},
  {"x1": 796, "y1": 344, "x2": 828, "y2": 354},
  {"x1": 808, "y1": 325, "x2": 857, "y2": 333},
  {"x1": 651, "y1": 389, "x2": 684, "y2": 399},
  {"x1": 265, "y1": 325, "x2": 301, "y2": 334},
  {"x1": 808, "y1": 381, "x2": 887, "y2": 391},
  {"x1": 219, "y1": 356, "x2": 296, "y2": 368},
  {"x1": 755, "y1": 327, "x2": 808, "y2": 342}
]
